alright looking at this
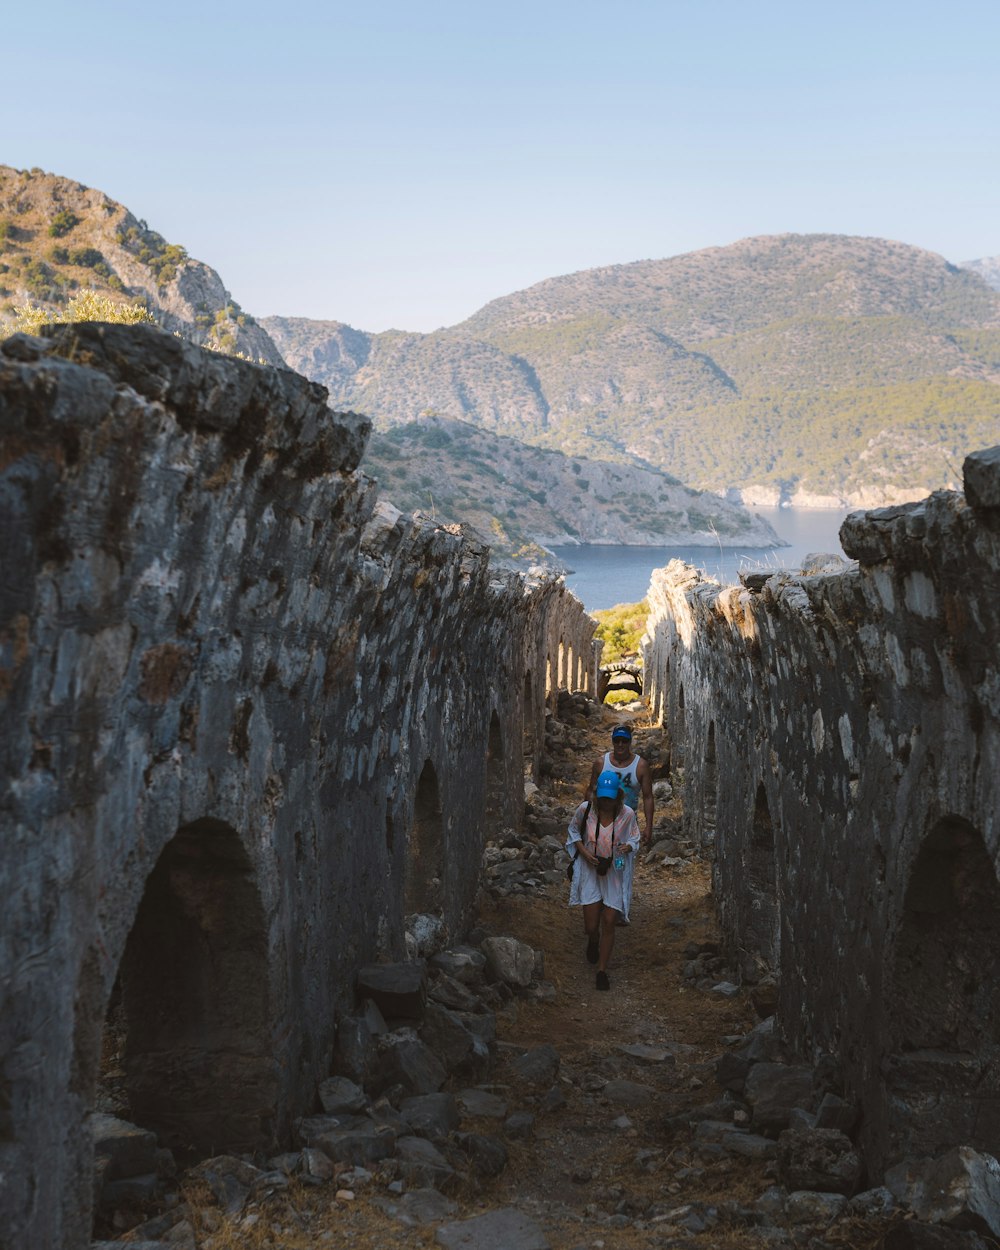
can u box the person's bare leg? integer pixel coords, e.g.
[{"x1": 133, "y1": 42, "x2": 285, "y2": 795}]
[
  {"x1": 597, "y1": 906, "x2": 617, "y2": 973},
  {"x1": 583, "y1": 901, "x2": 602, "y2": 963}
]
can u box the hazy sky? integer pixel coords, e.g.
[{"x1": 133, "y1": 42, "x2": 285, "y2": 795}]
[{"x1": 7, "y1": 0, "x2": 998, "y2": 331}]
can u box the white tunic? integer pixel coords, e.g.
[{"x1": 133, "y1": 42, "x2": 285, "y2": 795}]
[{"x1": 565, "y1": 802, "x2": 640, "y2": 920}]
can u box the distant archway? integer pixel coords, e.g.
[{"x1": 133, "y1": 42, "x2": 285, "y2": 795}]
[
  {"x1": 116, "y1": 819, "x2": 275, "y2": 1157},
  {"x1": 405, "y1": 761, "x2": 444, "y2": 915},
  {"x1": 884, "y1": 817, "x2": 1000, "y2": 1161}
]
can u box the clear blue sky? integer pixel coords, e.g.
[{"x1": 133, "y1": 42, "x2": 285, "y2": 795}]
[{"x1": 7, "y1": 0, "x2": 999, "y2": 331}]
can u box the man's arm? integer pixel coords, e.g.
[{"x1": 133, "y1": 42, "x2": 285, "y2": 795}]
[
  {"x1": 638, "y1": 758, "x2": 654, "y2": 845},
  {"x1": 584, "y1": 757, "x2": 601, "y2": 800}
]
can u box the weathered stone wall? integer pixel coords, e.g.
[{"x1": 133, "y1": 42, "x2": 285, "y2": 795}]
[
  {"x1": 643, "y1": 457, "x2": 1000, "y2": 1177},
  {"x1": 0, "y1": 324, "x2": 595, "y2": 1250}
]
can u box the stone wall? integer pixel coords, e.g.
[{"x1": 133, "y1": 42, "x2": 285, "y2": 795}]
[
  {"x1": 643, "y1": 454, "x2": 1000, "y2": 1177},
  {"x1": 0, "y1": 324, "x2": 596, "y2": 1250}
]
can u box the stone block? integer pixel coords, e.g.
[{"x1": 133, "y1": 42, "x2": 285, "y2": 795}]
[
  {"x1": 418, "y1": 1002, "x2": 478, "y2": 1074},
  {"x1": 374, "y1": 1036, "x2": 447, "y2": 1096},
  {"x1": 454, "y1": 1131, "x2": 509, "y2": 1177},
  {"x1": 400, "y1": 1092, "x2": 460, "y2": 1142},
  {"x1": 814, "y1": 1092, "x2": 858, "y2": 1135},
  {"x1": 783, "y1": 1189, "x2": 847, "y2": 1224},
  {"x1": 745, "y1": 1063, "x2": 815, "y2": 1134},
  {"x1": 886, "y1": 1147, "x2": 1000, "y2": 1238},
  {"x1": 481, "y1": 936, "x2": 537, "y2": 987},
  {"x1": 318, "y1": 1076, "x2": 368, "y2": 1115},
  {"x1": 776, "y1": 1127, "x2": 863, "y2": 1195},
  {"x1": 90, "y1": 1113, "x2": 159, "y2": 1182},
  {"x1": 511, "y1": 1044, "x2": 560, "y2": 1086},
  {"x1": 430, "y1": 946, "x2": 487, "y2": 985},
  {"x1": 435, "y1": 1207, "x2": 551, "y2": 1249},
  {"x1": 333, "y1": 1016, "x2": 376, "y2": 1084},
  {"x1": 963, "y1": 445, "x2": 1000, "y2": 510},
  {"x1": 357, "y1": 962, "x2": 427, "y2": 1022},
  {"x1": 396, "y1": 1135, "x2": 454, "y2": 1188}
]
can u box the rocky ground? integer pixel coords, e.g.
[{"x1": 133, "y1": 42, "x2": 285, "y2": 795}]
[{"x1": 92, "y1": 695, "x2": 998, "y2": 1250}]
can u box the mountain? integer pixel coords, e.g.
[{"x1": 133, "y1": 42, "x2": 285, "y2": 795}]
[
  {"x1": 265, "y1": 234, "x2": 1000, "y2": 507},
  {"x1": 0, "y1": 166, "x2": 283, "y2": 364},
  {"x1": 962, "y1": 256, "x2": 1000, "y2": 292},
  {"x1": 0, "y1": 166, "x2": 773, "y2": 565},
  {"x1": 365, "y1": 415, "x2": 780, "y2": 562}
]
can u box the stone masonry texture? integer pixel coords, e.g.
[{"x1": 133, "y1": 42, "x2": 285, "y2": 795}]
[
  {"x1": 643, "y1": 453, "x2": 1000, "y2": 1178},
  {"x1": 0, "y1": 324, "x2": 596, "y2": 1249}
]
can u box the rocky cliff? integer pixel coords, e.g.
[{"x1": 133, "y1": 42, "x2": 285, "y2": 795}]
[{"x1": 0, "y1": 166, "x2": 284, "y2": 363}]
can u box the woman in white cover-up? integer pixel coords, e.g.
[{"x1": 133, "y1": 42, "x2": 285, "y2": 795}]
[{"x1": 566, "y1": 770, "x2": 640, "y2": 991}]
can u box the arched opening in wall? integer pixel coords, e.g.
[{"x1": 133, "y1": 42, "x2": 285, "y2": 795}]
[
  {"x1": 557, "y1": 639, "x2": 567, "y2": 689},
  {"x1": 702, "y1": 722, "x2": 718, "y2": 852},
  {"x1": 885, "y1": 817, "x2": 1000, "y2": 1161},
  {"x1": 404, "y1": 760, "x2": 444, "y2": 916},
  {"x1": 109, "y1": 819, "x2": 275, "y2": 1160},
  {"x1": 523, "y1": 670, "x2": 536, "y2": 780},
  {"x1": 743, "y1": 783, "x2": 778, "y2": 979},
  {"x1": 485, "y1": 711, "x2": 505, "y2": 835}
]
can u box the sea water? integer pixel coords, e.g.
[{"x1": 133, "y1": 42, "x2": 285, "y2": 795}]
[{"x1": 550, "y1": 507, "x2": 854, "y2": 612}]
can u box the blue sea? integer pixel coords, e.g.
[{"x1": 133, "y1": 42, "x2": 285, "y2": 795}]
[{"x1": 550, "y1": 507, "x2": 854, "y2": 611}]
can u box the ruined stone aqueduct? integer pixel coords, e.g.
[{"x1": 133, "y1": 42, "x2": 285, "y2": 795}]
[{"x1": 1, "y1": 324, "x2": 998, "y2": 1248}]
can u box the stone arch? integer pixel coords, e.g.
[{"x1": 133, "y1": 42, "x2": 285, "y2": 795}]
[
  {"x1": 743, "y1": 782, "x2": 778, "y2": 977},
  {"x1": 113, "y1": 818, "x2": 275, "y2": 1157},
  {"x1": 405, "y1": 760, "x2": 444, "y2": 915},
  {"x1": 485, "y1": 710, "x2": 505, "y2": 831},
  {"x1": 884, "y1": 816, "x2": 1000, "y2": 1161},
  {"x1": 557, "y1": 638, "x2": 567, "y2": 689}
]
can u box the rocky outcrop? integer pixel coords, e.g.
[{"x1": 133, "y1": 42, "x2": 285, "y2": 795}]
[
  {"x1": 0, "y1": 165, "x2": 284, "y2": 364},
  {"x1": 0, "y1": 323, "x2": 595, "y2": 1249},
  {"x1": 643, "y1": 450, "x2": 1000, "y2": 1177}
]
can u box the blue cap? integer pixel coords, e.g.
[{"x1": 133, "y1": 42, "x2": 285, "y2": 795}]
[
  {"x1": 611, "y1": 726, "x2": 632, "y2": 740},
  {"x1": 595, "y1": 770, "x2": 621, "y2": 798}
]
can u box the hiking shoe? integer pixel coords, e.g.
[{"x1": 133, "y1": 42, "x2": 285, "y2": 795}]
[
  {"x1": 586, "y1": 934, "x2": 600, "y2": 964},
  {"x1": 596, "y1": 971, "x2": 610, "y2": 991}
]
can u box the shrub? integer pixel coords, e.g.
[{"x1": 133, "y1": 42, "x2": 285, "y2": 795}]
[
  {"x1": 49, "y1": 246, "x2": 69, "y2": 265},
  {"x1": 9, "y1": 289, "x2": 156, "y2": 335},
  {"x1": 48, "y1": 210, "x2": 80, "y2": 238},
  {"x1": 68, "y1": 247, "x2": 104, "y2": 269},
  {"x1": 593, "y1": 600, "x2": 649, "y2": 664}
]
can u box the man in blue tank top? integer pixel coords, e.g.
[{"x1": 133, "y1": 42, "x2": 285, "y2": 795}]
[{"x1": 586, "y1": 725, "x2": 654, "y2": 847}]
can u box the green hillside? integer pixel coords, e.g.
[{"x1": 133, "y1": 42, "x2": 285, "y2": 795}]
[
  {"x1": 364, "y1": 415, "x2": 780, "y2": 566},
  {"x1": 265, "y1": 234, "x2": 1000, "y2": 506}
]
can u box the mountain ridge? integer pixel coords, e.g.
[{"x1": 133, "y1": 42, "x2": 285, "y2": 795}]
[
  {"x1": 0, "y1": 166, "x2": 776, "y2": 565},
  {"x1": 265, "y1": 233, "x2": 1000, "y2": 508}
]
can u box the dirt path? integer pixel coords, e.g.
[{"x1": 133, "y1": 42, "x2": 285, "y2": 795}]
[
  {"x1": 468, "y1": 704, "x2": 770, "y2": 1249},
  {"x1": 173, "y1": 700, "x2": 884, "y2": 1249}
]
